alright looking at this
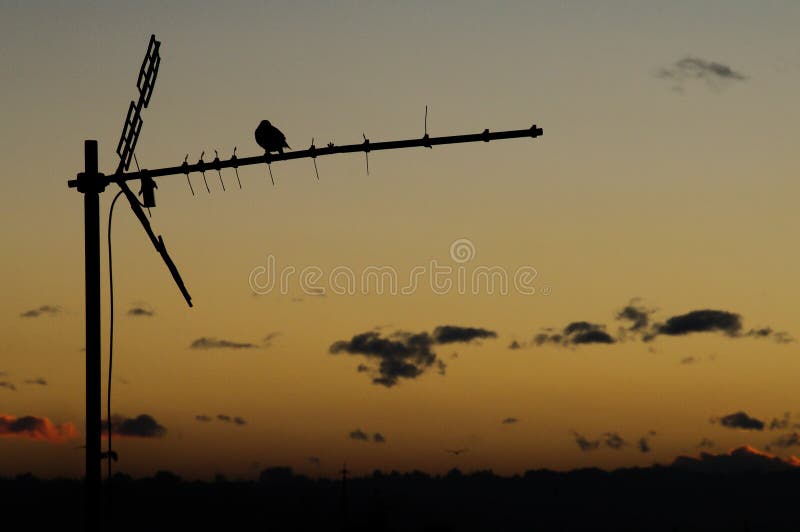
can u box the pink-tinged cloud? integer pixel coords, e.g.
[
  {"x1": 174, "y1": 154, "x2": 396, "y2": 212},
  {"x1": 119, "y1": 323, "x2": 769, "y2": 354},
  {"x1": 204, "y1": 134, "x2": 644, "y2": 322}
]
[
  {"x1": 671, "y1": 445, "x2": 800, "y2": 473},
  {"x1": 0, "y1": 414, "x2": 79, "y2": 443}
]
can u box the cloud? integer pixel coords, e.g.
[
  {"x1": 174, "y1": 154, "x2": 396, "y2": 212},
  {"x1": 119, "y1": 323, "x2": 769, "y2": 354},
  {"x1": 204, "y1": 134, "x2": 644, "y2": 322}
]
[
  {"x1": 127, "y1": 306, "x2": 154, "y2": 317},
  {"x1": 571, "y1": 431, "x2": 601, "y2": 452},
  {"x1": 572, "y1": 431, "x2": 630, "y2": 451},
  {"x1": 658, "y1": 57, "x2": 747, "y2": 91},
  {"x1": 671, "y1": 445, "x2": 800, "y2": 473},
  {"x1": 330, "y1": 325, "x2": 497, "y2": 387},
  {"x1": 647, "y1": 310, "x2": 792, "y2": 343},
  {"x1": 508, "y1": 340, "x2": 522, "y2": 350},
  {"x1": 103, "y1": 414, "x2": 166, "y2": 438},
  {"x1": 536, "y1": 322, "x2": 615, "y2": 347},
  {"x1": 744, "y1": 328, "x2": 794, "y2": 344},
  {"x1": 20, "y1": 305, "x2": 61, "y2": 318},
  {"x1": 214, "y1": 414, "x2": 246, "y2": 425},
  {"x1": 308, "y1": 456, "x2": 321, "y2": 466},
  {"x1": 538, "y1": 302, "x2": 791, "y2": 347},
  {"x1": 768, "y1": 432, "x2": 800, "y2": 449},
  {"x1": 195, "y1": 415, "x2": 212, "y2": 422},
  {"x1": 262, "y1": 332, "x2": 281, "y2": 347},
  {"x1": 0, "y1": 414, "x2": 79, "y2": 443},
  {"x1": 655, "y1": 310, "x2": 742, "y2": 338},
  {"x1": 330, "y1": 330, "x2": 437, "y2": 387},
  {"x1": 616, "y1": 300, "x2": 655, "y2": 333},
  {"x1": 603, "y1": 432, "x2": 626, "y2": 450},
  {"x1": 501, "y1": 417, "x2": 519, "y2": 425},
  {"x1": 697, "y1": 438, "x2": 715, "y2": 449},
  {"x1": 713, "y1": 411, "x2": 765, "y2": 431},
  {"x1": 349, "y1": 429, "x2": 369, "y2": 441},
  {"x1": 432, "y1": 326, "x2": 497, "y2": 344},
  {"x1": 679, "y1": 356, "x2": 697, "y2": 365},
  {"x1": 769, "y1": 412, "x2": 792, "y2": 431},
  {"x1": 637, "y1": 437, "x2": 652, "y2": 453},
  {"x1": 0, "y1": 382, "x2": 16, "y2": 391},
  {"x1": 373, "y1": 432, "x2": 386, "y2": 443},
  {"x1": 190, "y1": 337, "x2": 258, "y2": 350},
  {"x1": 24, "y1": 378, "x2": 47, "y2": 386}
]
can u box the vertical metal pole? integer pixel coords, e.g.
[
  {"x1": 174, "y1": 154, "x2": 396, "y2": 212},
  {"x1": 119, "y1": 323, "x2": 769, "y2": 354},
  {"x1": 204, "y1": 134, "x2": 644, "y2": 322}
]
[{"x1": 83, "y1": 140, "x2": 102, "y2": 532}]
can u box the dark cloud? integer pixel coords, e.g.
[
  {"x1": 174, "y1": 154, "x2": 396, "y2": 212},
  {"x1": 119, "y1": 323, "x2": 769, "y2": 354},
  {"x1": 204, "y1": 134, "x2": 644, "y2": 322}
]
[
  {"x1": 330, "y1": 325, "x2": 497, "y2": 387},
  {"x1": 127, "y1": 306, "x2": 154, "y2": 317},
  {"x1": 572, "y1": 431, "x2": 630, "y2": 451},
  {"x1": 637, "y1": 437, "x2": 652, "y2": 453},
  {"x1": 373, "y1": 433, "x2": 386, "y2": 443},
  {"x1": 655, "y1": 310, "x2": 742, "y2": 338},
  {"x1": 768, "y1": 432, "x2": 800, "y2": 449},
  {"x1": 20, "y1": 305, "x2": 61, "y2": 318},
  {"x1": 432, "y1": 325, "x2": 497, "y2": 344},
  {"x1": 540, "y1": 302, "x2": 792, "y2": 346},
  {"x1": 679, "y1": 356, "x2": 697, "y2": 365},
  {"x1": 24, "y1": 378, "x2": 47, "y2": 386},
  {"x1": 697, "y1": 438, "x2": 715, "y2": 449},
  {"x1": 501, "y1": 417, "x2": 519, "y2": 425},
  {"x1": 190, "y1": 337, "x2": 258, "y2": 350},
  {"x1": 671, "y1": 445, "x2": 799, "y2": 474},
  {"x1": 213, "y1": 414, "x2": 247, "y2": 425},
  {"x1": 769, "y1": 413, "x2": 792, "y2": 431},
  {"x1": 0, "y1": 382, "x2": 16, "y2": 391},
  {"x1": 616, "y1": 300, "x2": 655, "y2": 333},
  {"x1": 104, "y1": 414, "x2": 166, "y2": 438},
  {"x1": 744, "y1": 328, "x2": 794, "y2": 344},
  {"x1": 349, "y1": 429, "x2": 369, "y2": 441},
  {"x1": 536, "y1": 322, "x2": 615, "y2": 347},
  {"x1": 262, "y1": 332, "x2": 281, "y2": 347},
  {"x1": 330, "y1": 330, "x2": 437, "y2": 387},
  {"x1": 195, "y1": 415, "x2": 212, "y2": 422},
  {"x1": 571, "y1": 431, "x2": 600, "y2": 452},
  {"x1": 508, "y1": 340, "x2": 522, "y2": 350},
  {"x1": 658, "y1": 57, "x2": 747, "y2": 91},
  {"x1": 642, "y1": 310, "x2": 792, "y2": 343},
  {"x1": 714, "y1": 411, "x2": 765, "y2": 431},
  {"x1": 308, "y1": 456, "x2": 321, "y2": 466},
  {"x1": 0, "y1": 414, "x2": 78, "y2": 443},
  {"x1": 604, "y1": 432, "x2": 626, "y2": 450}
]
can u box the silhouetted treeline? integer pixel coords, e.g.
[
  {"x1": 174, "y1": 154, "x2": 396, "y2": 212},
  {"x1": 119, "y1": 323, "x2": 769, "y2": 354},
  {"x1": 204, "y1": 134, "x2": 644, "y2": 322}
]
[{"x1": 2, "y1": 466, "x2": 798, "y2": 531}]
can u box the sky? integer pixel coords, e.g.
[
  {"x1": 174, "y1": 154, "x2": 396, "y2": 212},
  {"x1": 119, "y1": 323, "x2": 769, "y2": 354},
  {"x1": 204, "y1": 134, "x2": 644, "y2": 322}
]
[{"x1": 1, "y1": 0, "x2": 799, "y2": 480}]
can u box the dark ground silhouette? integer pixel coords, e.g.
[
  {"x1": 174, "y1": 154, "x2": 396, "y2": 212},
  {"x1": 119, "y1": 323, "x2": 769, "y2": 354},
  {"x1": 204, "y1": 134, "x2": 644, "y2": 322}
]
[{"x1": 2, "y1": 464, "x2": 799, "y2": 531}]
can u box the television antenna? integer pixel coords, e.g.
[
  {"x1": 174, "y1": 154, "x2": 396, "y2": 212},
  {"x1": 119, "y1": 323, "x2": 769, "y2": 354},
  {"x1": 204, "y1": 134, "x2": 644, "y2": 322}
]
[{"x1": 69, "y1": 35, "x2": 543, "y2": 532}]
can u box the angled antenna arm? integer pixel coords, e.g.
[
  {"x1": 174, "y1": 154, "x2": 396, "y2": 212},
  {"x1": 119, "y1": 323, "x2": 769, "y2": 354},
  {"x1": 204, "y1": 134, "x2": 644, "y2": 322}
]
[{"x1": 116, "y1": 179, "x2": 193, "y2": 307}]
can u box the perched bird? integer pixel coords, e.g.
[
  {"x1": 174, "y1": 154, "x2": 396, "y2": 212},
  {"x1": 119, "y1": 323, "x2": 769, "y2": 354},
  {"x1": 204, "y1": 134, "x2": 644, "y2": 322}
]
[{"x1": 255, "y1": 120, "x2": 290, "y2": 154}]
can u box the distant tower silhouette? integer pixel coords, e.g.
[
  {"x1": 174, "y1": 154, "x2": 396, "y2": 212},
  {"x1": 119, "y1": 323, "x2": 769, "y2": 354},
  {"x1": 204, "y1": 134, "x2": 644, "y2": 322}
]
[{"x1": 339, "y1": 462, "x2": 349, "y2": 531}]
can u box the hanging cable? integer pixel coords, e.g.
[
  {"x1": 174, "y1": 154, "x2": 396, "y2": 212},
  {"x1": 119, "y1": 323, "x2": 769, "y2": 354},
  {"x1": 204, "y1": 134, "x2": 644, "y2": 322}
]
[{"x1": 106, "y1": 190, "x2": 124, "y2": 511}]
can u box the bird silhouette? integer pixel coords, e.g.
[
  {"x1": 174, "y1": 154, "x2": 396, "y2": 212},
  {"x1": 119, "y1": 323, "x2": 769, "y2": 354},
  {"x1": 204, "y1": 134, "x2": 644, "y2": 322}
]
[
  {"x1": 255, "y1": 120, "x2": 290, "y2": 154},
  {"x1": 444, "y1": 448, "x2": 468, "y2": 455}
]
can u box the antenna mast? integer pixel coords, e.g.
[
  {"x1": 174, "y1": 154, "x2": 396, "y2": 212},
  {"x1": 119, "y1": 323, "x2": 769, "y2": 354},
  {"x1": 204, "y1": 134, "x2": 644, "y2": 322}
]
[{"x1": 70, "y1": 35, "x2": 543, "y2": 532}]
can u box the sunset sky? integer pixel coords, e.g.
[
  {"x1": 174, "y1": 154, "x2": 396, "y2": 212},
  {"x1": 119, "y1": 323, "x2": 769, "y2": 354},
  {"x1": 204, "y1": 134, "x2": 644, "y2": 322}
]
[{"x1": 1, "y1": 1, "x2": 799, "y2": 480}]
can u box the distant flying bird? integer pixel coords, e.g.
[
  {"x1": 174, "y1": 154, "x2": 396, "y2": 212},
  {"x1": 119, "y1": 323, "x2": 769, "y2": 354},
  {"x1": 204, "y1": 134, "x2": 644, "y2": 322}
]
[
  {"x1": 444, "y1": 448, "x2": 468, "y2": 456},
  {"x1": 255, "y1": 120, "x2": 290, "y2": 154}
]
